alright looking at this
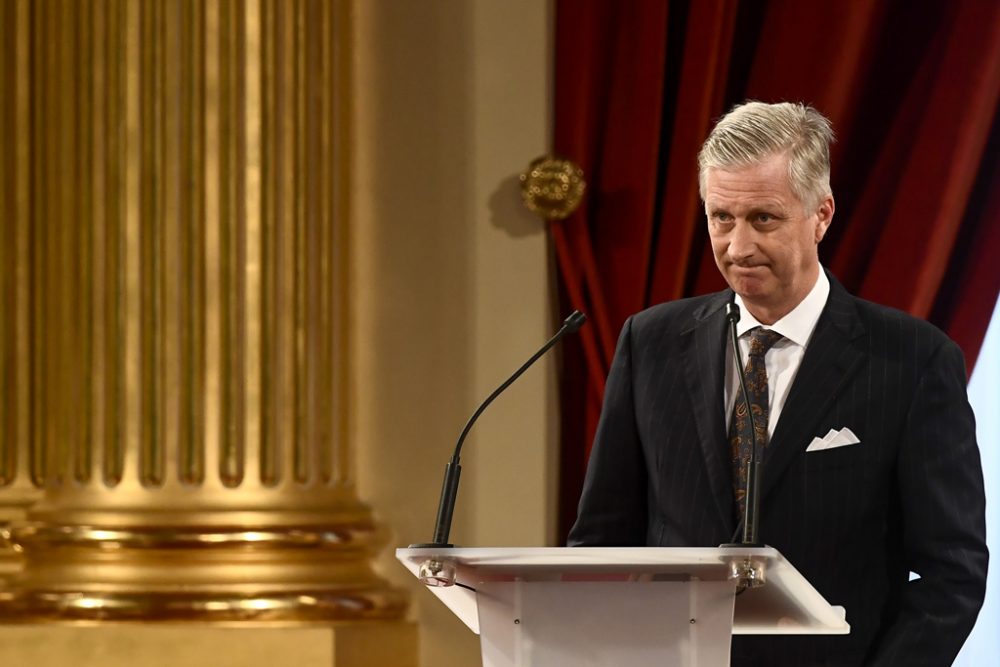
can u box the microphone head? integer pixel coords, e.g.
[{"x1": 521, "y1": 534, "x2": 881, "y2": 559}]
[
  {"x1": 563, "y1": 310, "x2": 587, "y2": 332},
  {"x1": 725, "y1": 302, "x2": 741, "y2": 324}
]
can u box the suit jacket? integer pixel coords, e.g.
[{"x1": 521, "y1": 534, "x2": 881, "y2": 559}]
[{"x1": 568, "y1": 274, "x2": 987, "y2": 666}]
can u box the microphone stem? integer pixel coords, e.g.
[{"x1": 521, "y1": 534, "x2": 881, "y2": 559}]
[
  {"x1": 452, "y1": 324, "x2": 570, "y2": 462},
  {"x1": 431, "y1": 462, "x2": 462, "y2": 546},
  {"x1": 413, "y1": 311, "x2": 586, "y2": 549},
  {"x1": 727, "y1": 309, "x2": 761, "y2": 546}
]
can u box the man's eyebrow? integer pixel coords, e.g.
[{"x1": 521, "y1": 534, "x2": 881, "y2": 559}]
[
  {"x1": 745, "y1": 203, "x2": 785, "y2": 215},
  {"x1": 710, "y1": 201, "x2": 785, "y2": 214}
]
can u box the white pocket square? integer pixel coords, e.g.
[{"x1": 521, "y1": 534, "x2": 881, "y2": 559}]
[{"x1": 806, "y1": 427, "x2": 861, "y2": 452}]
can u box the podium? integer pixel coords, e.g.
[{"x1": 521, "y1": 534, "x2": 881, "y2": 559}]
[{"x1": 396, "y1": 546, "x2": 848, "y2": 666}]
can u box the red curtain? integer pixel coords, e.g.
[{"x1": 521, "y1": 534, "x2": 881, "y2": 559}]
[{"x1": 553, "y1": 0, "x2": 1000, "y2": 540}]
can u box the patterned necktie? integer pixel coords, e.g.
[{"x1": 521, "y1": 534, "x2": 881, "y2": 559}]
[{"x1": 729, "y1": 327, "x2": 784, "y2": 521}]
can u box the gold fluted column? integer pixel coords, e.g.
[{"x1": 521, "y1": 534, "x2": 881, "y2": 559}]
[
  {"x1": 0, "y1": 0, "x2": 408, "y2": 626},
  {"x1": 0, "y1": 0, "x2": 42, "y2": 584}
]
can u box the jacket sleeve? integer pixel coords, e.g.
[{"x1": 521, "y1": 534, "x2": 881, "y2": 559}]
[
  {"x1": 567, "y1": 316, "x2": 649, "y2": 546},
  {"x1": 868, "y1": 339, "x2": 988, "y2": 665}
]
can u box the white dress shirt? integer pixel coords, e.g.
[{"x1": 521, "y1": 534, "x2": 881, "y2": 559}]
[{"x1": 724, "y1": 268, "x2": 830, "y2": 436}]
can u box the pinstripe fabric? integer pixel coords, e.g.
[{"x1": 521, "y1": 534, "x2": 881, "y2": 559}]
[{"x1": 568, "y1": 273, "x2": 987, "y2": 667}]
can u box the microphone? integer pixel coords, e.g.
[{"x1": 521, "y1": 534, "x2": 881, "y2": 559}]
[
  {"x1": 410, "y1": 311, "x2": 587, "y2": 583},
  {"x1": 723, "y1": 302, "x2": 765, "y2": 547},
  {"x1": 720, "y1": 302, "x2": 768, "y2": 594}
]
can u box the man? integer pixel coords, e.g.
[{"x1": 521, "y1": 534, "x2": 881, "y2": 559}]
[{"x1": 568, "y1": 102, "x2": 987, "y2": 666}]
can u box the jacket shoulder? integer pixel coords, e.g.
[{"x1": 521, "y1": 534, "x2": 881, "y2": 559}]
[
  {"x1": 850, "y1": 296, "x2": 954, "y2": 350},
  {"x1": 629, "y1": 291, "x2": 729, "y2": 339}
]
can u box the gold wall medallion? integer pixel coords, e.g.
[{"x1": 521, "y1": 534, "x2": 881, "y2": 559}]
[{"x1": 519, "y1": 156, "x2": 586, "y2": 220}]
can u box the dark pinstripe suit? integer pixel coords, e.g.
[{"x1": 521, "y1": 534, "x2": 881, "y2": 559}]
[{"x1": 568, "y1": 273, "x2": 987, "y2": 666}]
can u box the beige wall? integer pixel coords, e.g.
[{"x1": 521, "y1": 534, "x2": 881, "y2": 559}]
[{"x1": 353, "y1": 1, "x2": 554, "y2": 666}]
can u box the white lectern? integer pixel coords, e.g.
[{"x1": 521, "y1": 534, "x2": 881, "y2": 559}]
[{"x1": 396, "y1": 546, "x2": 848, "y2": 666}]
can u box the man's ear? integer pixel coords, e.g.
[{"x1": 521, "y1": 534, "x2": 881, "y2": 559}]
[{"x1": 814, "y1": 195, "x2": 835, "y2": 243}]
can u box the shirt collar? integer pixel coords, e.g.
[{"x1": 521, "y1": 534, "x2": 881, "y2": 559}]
[{"x1": 733, "y1": 268, "x2": 830, "y2": 347}]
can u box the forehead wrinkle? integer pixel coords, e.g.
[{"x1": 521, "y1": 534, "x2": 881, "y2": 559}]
[{"x1": 704, "y1": 162, "x2": 798, "y2": 215}]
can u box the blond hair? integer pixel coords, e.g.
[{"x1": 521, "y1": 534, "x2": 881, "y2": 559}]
[{"x1": 698, "y1": 101, "x2": 834, "y2": 210}]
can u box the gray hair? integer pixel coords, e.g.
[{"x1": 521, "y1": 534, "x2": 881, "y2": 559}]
[{"x1": 698, "y1": 101, "x2": 834, "y2": 210}]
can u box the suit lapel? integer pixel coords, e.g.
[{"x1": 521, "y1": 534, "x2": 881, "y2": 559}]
[
  {"x1": 681, "y1": 292, "x2": 735, "y2": 534},
  {"x1": 762, "y1": 276, "x2": 867, "y2": 501}
]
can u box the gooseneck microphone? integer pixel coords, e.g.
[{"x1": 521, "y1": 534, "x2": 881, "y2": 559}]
[
  {"x1": 723, "y1": 302, "x2": 765, "y2": 547},
  {"x1": 411, "y1": 310, "x2": 587, "y2": 551}
]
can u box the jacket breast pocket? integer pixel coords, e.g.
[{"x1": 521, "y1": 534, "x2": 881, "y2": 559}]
[{"x1": 802, "y1": 443, "x2": 869, "y2": 472}]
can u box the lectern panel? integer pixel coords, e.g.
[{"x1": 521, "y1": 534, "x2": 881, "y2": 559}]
[{"x1": 477, "y1": 580, "x2": 734, "y2": 667}]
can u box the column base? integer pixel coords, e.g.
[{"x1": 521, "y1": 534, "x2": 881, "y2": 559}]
[
  {"x1": 0, "y1": 529, "x2": 20, "y2": 586},
  {"x1": 0, "y1": 487, "x2": 40, "y2": 587},
  {"x1": 0, "y1": 520, "x2": 409, "y2": 622}
]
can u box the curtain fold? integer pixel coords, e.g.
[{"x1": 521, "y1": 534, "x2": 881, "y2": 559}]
[
  {"x1": 554, "y1": 0, "x2": 1000, "y2": 540},
  {"x1": 647, "y1": 0, "x2": 737, "y2": 306}
]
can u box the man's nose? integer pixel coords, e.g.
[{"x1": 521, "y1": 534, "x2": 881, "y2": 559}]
[{"x1": 727, "y1": 221, "x2": 757, "y2": 260}]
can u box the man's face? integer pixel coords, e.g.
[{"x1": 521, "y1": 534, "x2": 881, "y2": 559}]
[{"x1": 704, "y1": 153, "x2": 834, "y2": 323}]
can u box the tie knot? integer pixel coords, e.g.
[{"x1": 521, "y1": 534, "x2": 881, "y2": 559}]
[{"x1": 748, "y1": 328, "x2": 783, "y2": 357}]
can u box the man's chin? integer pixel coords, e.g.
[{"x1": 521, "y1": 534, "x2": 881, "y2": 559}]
[{"x1": 728, "y1": 275, "x2": 772, "y2": 300}]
